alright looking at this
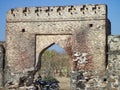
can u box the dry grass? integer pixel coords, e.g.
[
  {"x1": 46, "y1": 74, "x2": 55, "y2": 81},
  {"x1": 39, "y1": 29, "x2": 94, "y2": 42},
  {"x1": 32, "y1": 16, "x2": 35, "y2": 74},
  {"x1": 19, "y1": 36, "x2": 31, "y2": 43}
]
[{"x1": 55, "y1": 77, "x2": 70, "y2": 90}]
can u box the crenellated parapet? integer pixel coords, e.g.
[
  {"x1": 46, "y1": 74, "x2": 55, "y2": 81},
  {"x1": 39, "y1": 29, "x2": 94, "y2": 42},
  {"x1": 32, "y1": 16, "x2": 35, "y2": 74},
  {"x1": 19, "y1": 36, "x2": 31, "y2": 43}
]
[{"x1": 7, "y1": 4, "x2": 107, "y2": 22}]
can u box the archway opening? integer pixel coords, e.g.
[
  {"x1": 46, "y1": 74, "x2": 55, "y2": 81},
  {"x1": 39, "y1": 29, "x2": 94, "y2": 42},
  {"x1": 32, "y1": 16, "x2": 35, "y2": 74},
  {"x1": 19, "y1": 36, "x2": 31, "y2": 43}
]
[{"x1": 39, "y1": 44, "x2": 71, "y2": 90}]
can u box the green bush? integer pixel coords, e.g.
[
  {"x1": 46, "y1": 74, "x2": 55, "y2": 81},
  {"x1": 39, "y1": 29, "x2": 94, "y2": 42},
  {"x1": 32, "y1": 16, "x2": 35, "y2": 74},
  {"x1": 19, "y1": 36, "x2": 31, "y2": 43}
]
[{"x1": 43, "y1": 76, "x2": 58, "y2": 82}]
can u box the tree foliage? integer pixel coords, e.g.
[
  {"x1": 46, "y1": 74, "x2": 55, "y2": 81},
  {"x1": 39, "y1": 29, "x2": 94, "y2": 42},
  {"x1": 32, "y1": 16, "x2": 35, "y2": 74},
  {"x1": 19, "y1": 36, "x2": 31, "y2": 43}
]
[{"x1": 40, "y1": 50, "x2": 70, "y2": 78}]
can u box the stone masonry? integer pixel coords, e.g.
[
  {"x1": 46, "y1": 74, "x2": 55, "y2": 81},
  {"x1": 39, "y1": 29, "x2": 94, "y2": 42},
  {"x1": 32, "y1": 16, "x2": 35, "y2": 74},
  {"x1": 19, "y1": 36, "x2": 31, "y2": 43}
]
[
  {"x1": 1, "y1": 4, "x2": 120, "y2": 90},
  {"x1": 0, "y1": 41, "x2": 5, "y2": 87},
  {"x1": 5, "y1": 4, "x2": 108, "y2": 89},
  {"x1": 107, "y1": 35, "x2": 120, "y2": 90}
]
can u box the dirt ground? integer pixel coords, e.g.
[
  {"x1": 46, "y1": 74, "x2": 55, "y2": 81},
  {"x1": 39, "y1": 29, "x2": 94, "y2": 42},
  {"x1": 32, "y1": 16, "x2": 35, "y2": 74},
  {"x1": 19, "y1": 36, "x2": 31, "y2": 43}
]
[{"x1": 56, "y1": 77, "x2": 70, "y2": 90}]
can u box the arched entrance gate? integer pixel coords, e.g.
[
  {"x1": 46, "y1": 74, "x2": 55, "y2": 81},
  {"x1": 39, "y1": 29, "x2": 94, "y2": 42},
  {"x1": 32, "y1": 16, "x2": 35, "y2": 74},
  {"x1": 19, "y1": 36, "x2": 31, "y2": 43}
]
[{"x1": 6, "y1": 4, "x2": 110, "y2": 89}]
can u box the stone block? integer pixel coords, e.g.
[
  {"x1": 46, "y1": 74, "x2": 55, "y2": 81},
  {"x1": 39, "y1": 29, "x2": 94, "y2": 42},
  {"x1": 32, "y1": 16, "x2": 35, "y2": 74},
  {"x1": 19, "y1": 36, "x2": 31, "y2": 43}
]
[{"x1": 108, "y1": 35, "x2": 120, "y2": 51}]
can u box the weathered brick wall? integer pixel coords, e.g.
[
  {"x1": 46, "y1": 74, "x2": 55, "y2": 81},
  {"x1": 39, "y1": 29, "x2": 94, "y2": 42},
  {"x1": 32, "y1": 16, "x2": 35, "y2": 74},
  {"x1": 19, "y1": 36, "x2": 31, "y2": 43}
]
[
  {"x1": 5, "y1": 4, "x2": 109, "y2": 89},
  {"x1": 70, "y1": 35, "x2": 120, "y2": 90},
  {"x1": 1, "y1": 4, "x2": 119, "y2": 90},
  {"x1": 2, "y1": 4, "x2": 120, "y2": 90}
]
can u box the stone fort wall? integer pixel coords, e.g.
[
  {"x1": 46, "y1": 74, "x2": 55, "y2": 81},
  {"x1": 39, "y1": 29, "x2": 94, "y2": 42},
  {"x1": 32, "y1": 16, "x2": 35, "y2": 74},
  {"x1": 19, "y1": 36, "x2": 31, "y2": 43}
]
[
  {"x1": 1, "y1": 35, "x2": 120, "y2": 89},
  {"x1": 0, "y1": 41, "x2": 5, "y2": 87},
  {"x1": 1, "y1": 4, "x2": 120, "y2": 90}
]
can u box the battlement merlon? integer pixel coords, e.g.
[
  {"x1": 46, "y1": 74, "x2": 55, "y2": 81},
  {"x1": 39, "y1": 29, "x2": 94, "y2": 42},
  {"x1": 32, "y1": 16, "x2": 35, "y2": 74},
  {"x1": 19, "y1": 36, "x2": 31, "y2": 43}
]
[{"x1": 7, "y1": 4, "x2": 107, "y2": 22}]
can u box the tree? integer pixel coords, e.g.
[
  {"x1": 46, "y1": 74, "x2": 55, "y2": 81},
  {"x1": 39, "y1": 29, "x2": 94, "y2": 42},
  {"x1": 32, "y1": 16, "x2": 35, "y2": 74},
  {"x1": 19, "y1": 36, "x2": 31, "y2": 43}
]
[{"x1": 41, "y1": 50, "x2": 70, "y2": 78}]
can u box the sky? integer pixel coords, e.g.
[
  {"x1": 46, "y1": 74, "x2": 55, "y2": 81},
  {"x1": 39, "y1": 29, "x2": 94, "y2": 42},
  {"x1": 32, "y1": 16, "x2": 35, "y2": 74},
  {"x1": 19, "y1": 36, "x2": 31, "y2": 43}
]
[{"x1": 0, "y1": 0, "x2": 120, "y2": 52}]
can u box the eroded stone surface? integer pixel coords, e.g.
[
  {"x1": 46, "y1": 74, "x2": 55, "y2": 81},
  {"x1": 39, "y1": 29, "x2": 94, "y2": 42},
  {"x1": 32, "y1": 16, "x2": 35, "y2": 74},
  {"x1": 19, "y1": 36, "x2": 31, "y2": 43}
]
[
  {"x1": 107, "y1": 35, "x2": 120, "y2": 90},
  {"x1": 5, "y1": 4, "x2": 109, "y2": 89},
  {"x1": 0, "y1": 42, "x2": 5, "y2": 87},
  {"x1": 71, "y1": 71, "x2": 108, "y2": 90}
]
